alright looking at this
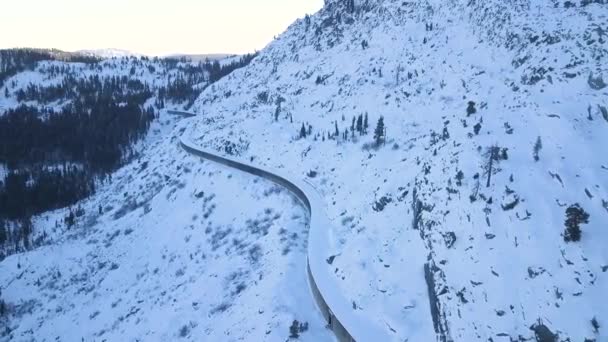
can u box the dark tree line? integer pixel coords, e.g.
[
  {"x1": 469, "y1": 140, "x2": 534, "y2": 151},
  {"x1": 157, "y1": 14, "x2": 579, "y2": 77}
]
[
  {"x1": 155, "y1": 53, "x2": 258, "y2": 107},
  {"x1": 0, "y1": 100, "x2": 153, "y2": 220},
  {"x1": 15, "y1": 75, "x2": 153, "y2": 105},
  {"x1": 158, "y1": 75, "x2": 203, "y2": 106},
  {"x1": 0, "y1": 103, "x2": 154, "y2": 171},
  {"x1": 1, "y1": 49, "x2": 52, "y2": 87},
  {"x1": 0, "y1": 167, "x2": 94, "y2": 220},
  {"x1": 203, "y1": 53, "x2": 258, "y2": 83}
]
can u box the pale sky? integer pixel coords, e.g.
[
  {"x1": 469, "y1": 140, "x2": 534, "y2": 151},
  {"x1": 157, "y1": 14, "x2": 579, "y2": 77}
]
[{"x1": 0, "y1": 0, "x2": 324, "y2": 55}]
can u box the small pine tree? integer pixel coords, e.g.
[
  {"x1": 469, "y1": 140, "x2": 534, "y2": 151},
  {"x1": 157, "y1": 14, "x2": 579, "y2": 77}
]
[
  {"x1": 442, "y1": 127, "x2": 450, "y2": 140},
  {"x1": 374, "y1": 116, "x2": 385, "y2": 146},
  {"x1": 20, "y1": 217, "x2": 32, "y2": 250},
  {"x1": 564, "y1": 204, "x2": 589, "y2": 242},
  {"x1": 591, "y1": 317, "x2": 600, "y2": 334},
  {"x1": 483, "y1": 145, "x2": 502, "y2": 188},
  {"x1": 274, "y1": 99, "x2": 281, "y2": 122},
  {"x1": 533, "y1": 136, "x2": 542, "y2": 162},
  {"x1": 289, "y1": 320, "x2": 300, "y2": 338},
  {"x1": 500, "y1": 148, "x2": 509, "y2": 160},
  {"x1": 364, "y1": 113, "x2": 369, "y2": 133},
  {"x1": 356, "y1": 115, "x2": 363, "y2": 135},
  {"x1": 473, "y1": 122, "x2": 482, "y2": 135},
  {"x1": 0, "y1": 219, "x2": 6, "y2": 245},
  {"x1": 300, "y1": 123, "x2": 307, "y2": 138},
  {"x1": 334, "y1": 121, "x2": 339, "y2": 137},
  {"x1": 466, "y1": 101, "x2": 477, "y2": 116},
  {"x1": 288, "y1": 320, "x2": 308, "y2": 339},
  {"x1": 346, "y1": 0, "x2": 355, "y2": 13},
  {"x1": 455, "y1": 170, "x2": 464, "y2": 187}
]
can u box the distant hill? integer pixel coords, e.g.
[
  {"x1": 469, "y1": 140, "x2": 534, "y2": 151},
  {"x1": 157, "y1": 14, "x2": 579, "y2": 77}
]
[
  {"x1": 75, "y1": 48, "x2": 142, "y2": 59},
  {"x1": 163, "y1": 53, "x2": 236, "y2": 62}
]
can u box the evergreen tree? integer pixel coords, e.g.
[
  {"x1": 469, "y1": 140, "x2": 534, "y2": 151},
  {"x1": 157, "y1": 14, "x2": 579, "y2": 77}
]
[
  {"x1": 346, "y1": 0, "x2": 355, "y2": 13},
  {"x1": 564, "y1": 204, "x2": 589, "y2": 242},
  {"x1": 533, "y1": 136, "x2": 542, "y2": 162},
  {"x1": 374, "y1": 116, "x2": 385, "y2": 145},
  {"x1": 300, "y1": 123, "x2": 307, "y2": 138},
  {"x1": 364, "y1": 113, "x2": 369, "y2": 133},
  {"x1": 483, "y1": 145, "x2": 501, "y2": 188},
  {"x1": 442, "y1": 127, "x2": 450, "y2": 140},
  {"x1": 467, "y1": 101, "x2": 477, "y2": 116},
  {"x1": 334, "y1": 121, "x2": 339, "y2": 137},
  {"x1": 474, "y1": 122, "x2": 482, "y2": 135},
  {"x1": 20, "y1": 217, "x2": 32, "y2": 249},
  {"x1": 289, "y1": 320, "x2": 301, "y2": 338},
  {"x1": 66, "y1": 211, "x2": 75, "y2": 228},
  {"x1": 455, "y1": 170, "x2": 464, "y2": 187},
  {"x1": 0, "y1": 219, "x2": 6, "y2": 245},
  {"x1": 356, "y1": 115, "x2": 363, "y2": 135},
  {"x1": 0, "y1": 293, "x2": 5, "y2": 317}
]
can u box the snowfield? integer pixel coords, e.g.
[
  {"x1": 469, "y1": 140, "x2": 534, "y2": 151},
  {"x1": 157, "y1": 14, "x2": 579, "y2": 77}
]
[
  {"x1": 176, "y1": 109, "x2": 390, "y2": 341},
  {"x1": 0, "y1": 113, "x2": 331, "y2": 341}
]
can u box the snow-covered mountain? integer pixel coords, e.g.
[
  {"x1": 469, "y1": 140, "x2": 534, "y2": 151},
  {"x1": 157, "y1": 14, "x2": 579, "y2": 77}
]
[
  {"x1": 1, "y1": 0, "x2": 607, "y2": 341},
  {"x1": 185, "y1": 0, "x2": 607, "y2": 340}
]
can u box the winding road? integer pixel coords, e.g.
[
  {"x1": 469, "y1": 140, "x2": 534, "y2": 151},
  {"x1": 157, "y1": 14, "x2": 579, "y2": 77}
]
[{"x1": 169, "y1": 110, "x2": 390, "y2": 342}]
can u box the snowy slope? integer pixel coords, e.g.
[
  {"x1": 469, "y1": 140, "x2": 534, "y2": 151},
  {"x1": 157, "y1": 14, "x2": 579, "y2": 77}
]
[
  {"x1": 0, "y1": 112, "x2": 332, "y2": 341},
  {"x1": 0, "y1": 55, "x2": 210, "y2": 114},
  {"x1": 182, "y1": 0, "x2": 608, "y2": 341}
]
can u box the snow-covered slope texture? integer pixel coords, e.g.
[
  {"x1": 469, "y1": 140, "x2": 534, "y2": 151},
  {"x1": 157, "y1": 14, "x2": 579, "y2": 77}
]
[
  {"x1": 0, "y1": 55, "x2": 207, "y2": 113},
  {"x1": 0, "y1": 114, "x2": 332, "y2": 342},
  {"x1": 186, "y1": 0, "x2": 607, "y2": 341},
  {"x1": 0, "y1": 49, "x2": 258, "y2": 117}
]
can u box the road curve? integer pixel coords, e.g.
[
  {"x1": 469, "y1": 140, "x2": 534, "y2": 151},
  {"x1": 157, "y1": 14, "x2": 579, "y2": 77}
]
[{"x1": 169, "y1": 110, "x2": 389, "y2": 342}]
